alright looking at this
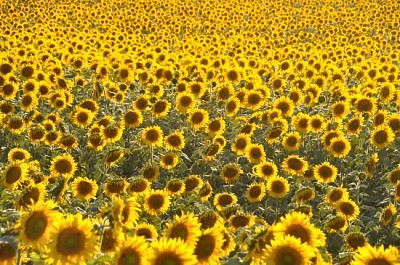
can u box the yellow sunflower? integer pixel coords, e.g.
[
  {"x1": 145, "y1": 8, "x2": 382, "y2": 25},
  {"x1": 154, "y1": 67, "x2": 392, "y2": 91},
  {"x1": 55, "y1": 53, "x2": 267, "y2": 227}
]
[
  {"x1": 70, "y1": 107, "x2": 94, "y2": 128},
  {"x1": 122, "y1": 108, "x2": 143, "y2": 128},
  {"x1": 273, "y1": 211, "x2": 326, "y2": 248},
  {"x1": 220, "y1": 163, "x2": 243, "y2": 183},
  {"x1": 194, "y1": 228, "x2": 225, "y2": 265},
  {"x1": 263, "y1": 235, "x2": 315, "y2": 265},
  {"x1": 18, "y1": 200, "x2": 62, "y2": 250},
  {"x1": 267, "y1": 176, "x2": 290, "y2": 199},
  {"x1": 7, "y1": 147, "x2": 31, "y2": 162},
  {"x1": 113, "y1": 235, "x2": 150, "y2": 265},
  {"x1": 370, "y1": 126, "x2": 395, "y2": 149},
  {"x1": 160, "y1": 152, "x2": 179, "y2": 170},
  {"x1": 188, "y1": 108, "x2": 209, "y2": 131},
  {"x1": 282, "y1": 131, "x2": 302, "y2": 152},
  {"x1": 253, "y1": 160, "x2": 278, "y2": 180},
  {"x1": 0, "y1": 162, "x2": 29, "y2": 191},
  {"x1": 245, "y1": 143, "x2": 266, "y2": 164},
  {"x1": 246, "y1": 182, "x2": 267, "y2": 203},
  {"x1": 213, "y1": 192, "x2": 238, "y2": 211},
  {"x1": 0, "y1": 239, "x2": 17, "y2": 265},
  {"x1": 70, "y1": 177, "x2": 98, "y2": 201},
  {"x1": 45, "y1": 214, "x2": 99, "y2": 265},
  {"x1": 15, "y1": 183, "x2": 46, "y2": 209},
  {"x1": 352, "y1": 244, "x2": 399, "y2": 265},
  {"x1": 164, "y1": 212, "x2": 201, "y2": 249},
  {"x1": 141, "y1": 126, "x2": 164, "y2": 147},
  {"x1": 49, "y1": 154, "x2": 77, "y2": 179},
  {"x1": 135, "y1": 223, "x2": 158, "y2": 240},
  {"x1": 164, "y1": 130, "x2": 185, "y2": 151},
  {"x1": 149, "y1": 238, "x2": 197, "y2": 265},
  {"x1": 144, "y1": 189, "x2": 171, "y2": 216},
  {"x1": 175, "y1": 92, "x2": 197, "y2": 114},
  {"x1": 313, "y1": 161, "x2": 338, "y2": 184},
  {"x1": 110, "y1": 196, "x2": 141, "y2": 229},
  {"x1": 231, "y1": 133, "x2": 251, "y2": 155},
  {"x1": 335, "y1": 199, "x2": 360, "y2": 221},
  {"x1": 328, "y1": 137, "x2": 351, "y2": 158},
  {"x1": 282, "y1": 155, "x2": 309, "y2": 177}
]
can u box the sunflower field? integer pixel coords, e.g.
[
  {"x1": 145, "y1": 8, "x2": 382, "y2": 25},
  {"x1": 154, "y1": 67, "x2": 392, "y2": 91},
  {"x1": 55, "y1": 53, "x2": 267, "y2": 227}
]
[{"x1": 0, "y1": 0, "x2": 400, "y2": 264}]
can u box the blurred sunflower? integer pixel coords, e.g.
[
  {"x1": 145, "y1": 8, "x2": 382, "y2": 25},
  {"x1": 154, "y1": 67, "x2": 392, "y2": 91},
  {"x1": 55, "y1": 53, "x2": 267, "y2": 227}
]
[
  {"x1": 352, "y1": 244, "x2": 399, "y2": 265},
  {"x1": 381, "y1": 203, "x2": 396, "y2": 226},
  {"x1": 231, "y1": 133, "x2": 251, "y2": 155},
  {"x1": 113, "y1": 235, "x2": 150, "y2": 265},
  {"x1": 328, "y1": 137, "x2": 351, "y2": 158},
  {"x1": 325, "y1": 187, "x2": 349, "y2": 205},
  {"x1": 148, "y1": 238, "x2": 197, "y2": 265},
  {"x1": 164, "y1": 130, "x2": 185, "y2": 151},
  {"x1": 7, "y1": 147, "x2": 31, "y2": 162},
  {"x1": 18, "y1": 200, "x2": 61, "y2": 250},
  {"x1": 46, "y1": 214, "x2": 98, "y2": 265},
  {"x1": 246, "y1": 182, "x2": 266, "y2": 203},
  {"x1": 245, "y1": 143, "x2": 266, "y2": 164},
  {"x1": 103, "y1": 179, "x2": 128, "y2": 197},
  {"x1": 253, "y1": 160, "x2": 278, "y2": 180},
  {"x1": 188, "y1": 108, "x2": 209, "y2": 131},
  {"x1": 282, "y1": 131, "x2": 302, "y2": 152},
  {"x1": 225, "y1": 96, "x2": 241, "y2": 117},
  {"x1": 164, "y1": 212, "x2": 201, "y2": 250},
  {"x1": 346, "y1": 232, "x2": 368, "y2": 251},
  {"x1": 175, "y1": 92, "x2": 196, "y2": 113},
  {"x1": 128, "y1": 178, "x2": 150, "y2": 195},
  {"x1": 194, "y1": 228, "x2": 224, "y2": 265},
  {"x1": 135, "y1": 223, "x2": 158, "y2": 240},
  {"x1": 141, "y1": 163, "x2": 160, "y2": 182},
  {"x1": 160, "y1": 152, "x2": 179, "y2": 170}
]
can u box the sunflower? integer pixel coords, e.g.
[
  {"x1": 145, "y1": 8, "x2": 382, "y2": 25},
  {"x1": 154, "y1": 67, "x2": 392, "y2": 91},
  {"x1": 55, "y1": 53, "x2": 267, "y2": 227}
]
[
  {"x1": 245, "y1": 143, "x2": 266, "y2": 164},
  {"x1": 381, "y1": 203, "x2": 397, "y2": 226},
  {"x1": 109, "y1": 196, "x2": 141, "y2": 229},
  {"x1": 128, "y1": 178, "x2": 150, "y2": 195},
  {"x1": 267, "y1": 176, "x2": 290, "y2": 199},
  {"x1": 346, "y1": 115, "x2": 364, "y2": 136},
  {"x1": 199, "y1": 211, "x2": 224, "y2": 230},
  {"x1": 313, "y1": 161, "x2": 338, "y2": 184},
  {"x1": 354, "y1": 95, "x2": 377, "y2": 114},
  {"x1": 141, "y1": 126, "x2": 164, "y2": 147},
  {"x1": 188, "y1": 108, "x2": 209, "y2": 131},
  {"x1": 7, "y1": 147, "x2": 31, "y2": 162},
  {"x1": 226, "y1": 96, "x2": 241, "y2": 117},
  {"x1": 175, "y1": 92, "x2": 196, "y2": 114},
  {"x1": 379, "y1": 82, "x2": 396, "y2": 103},
  {"x1": 160, "y1": 152, "x2": 179, "y2": 170},
  {"x1": 46, "y1": 214, "x2": 98, "y2": 265},
  {"x1": 103, "y1": 179, "x2": 128, "y2": 197},
  {"x1": 15, "y1": 183, "x2": 46, "y2": 209},
  {"x1": 87, "y1": 133, "x2": 106, "y2": 151},
  {"x1": 164, "y1": 129, "x2": 185, "y2": 151},
  {"x1": 5, "y1": 115, "x2": 25, "y2": 134},
  {"x1": 199, "y1": 181, "x2": 213, "y2": 202},
  {"x1": 325, "y1": 187, "x2": 349, "y2": 205},
  {"x1": 388, "y1": 113, "x2": 400, "y2": 133},
  {"x1": 206, "y1": 117, "x2": 226, "y2": 136},
  {"x1": 273, "y1": 96, "x2": 295, "y2": 117},
  {"x1": 246, "y1": 182, "x2": 267, "y2": 203},
  {"x1": 229, "y1": 212, "x2": 255, "y2": 231},
  {"x1": 253, "y1": 161, "x2": 278, "y2": 180},
  {"x1": 282, "y1": 155, "x2": 309, "y2": 177},
  {"x1": 220, "y1": 163, "x2": 243, "y2": 183},
  {"x1": 0, "y1": 239, "x2": 17, "y2": 265},
  {"x1": 231, "y1": 133, "x2": 251, "y2": 155},
  {"x1": 244, "y1": 90, "x2": 265, "y2": 111},
  {"x1": 141, "y1": 163, "x2": 160, "y2": 182},
  {"x1": 331, "y1": 101, "x2": 350, "y2": 120},
  {"x1": 70, "y1": 177, "x2": 98, "y2": 201},
  {"x1": 18, "y1": 200, "x2": 61, "y2": 250},
  {"x1": 20, "y1": 92, "x2": 39, "y2": 112},
  {"x1": 164, "y1": 212, "x2": 201, "y2": 249},
  {"x1": 149, "y1": 238, "x2": 197, "y2": 265},
  {"x1": 163, "y1": 179, "x2": 184, "y2": 196},
  {"x1": 0, "y1": 162, "x2": 29, "y2": 191},
  {"x1": 274, "y1": 211, "x2": 326, "y2": 248},
  {"x1": 70, "y1": 107, "x2": 94, "y2": 128},
  {"x1": 135, "y1": 223, "x2": 158, "y2": 239},
  {"x1": 370, "y1": 126, "x2": 395, "y2": 149},
  {"x1": 335, "y1": 199, "x2": 360, "y2": 221},
  {"x1": 263, "y1": 235, "x2": 315, "y2": 265},
  {"x1": 326, "y1": 216, "x2": 348, "y2": 234},
  {"x1": 295, "y1": 187, "x2": 316, "y2": 204},
  {"x1": 113, "y1": 235, "x2": 150, "y2": 265},
  {"x1": 309, "y1": 114, "x2": 327, "y2": 133},
  {"x1": 291, "y1": 112, "x2": 310, "y2": 133},
  {"x1": 50, "y1": 154, "x2": 77, "y2": 179},
  {"x1": 387, "y1": 166, "x2": 400, "y2": 185},
  {"x1": 346, "y1": 232, "x2": 368, "y2": 251},
  {"x1": 101, "y1": 122, "x2": 124, "y2": 144},
  {"x1": 352, "y1": 244, "x2": 399, "y2": 265},
  {"x1": 194, "y1": 228, "x2": 224, "y2": 265},
  {"x1": 282, "y1": 131, "x2": 302, "y2": 152},
  {"x1": 213, "y1": 192, "x2": 238, "y2": 211},
  {"x1": 220, "y1": 228, "x2": 236, "y2": 257},
  {"x1": 321, "y1": 129, "x2": 344, "y2": 151},
  {"x1": 144, "y1": 190, "x2": 171, "y2": 216},
  {"x1": 58, "y1": 134, "x2": 79, "y2": 150},
  {"x1": 183, "y1": 175, "x2": 203, "y2": 194},
  {"x1": 152, "y1": 99, "x2": 171, "y2": 119},
  {"x1": 99, "y1": 227, "x2": 122, "y2": 253},
  {"x1": 288, "y1": 87, "x2": 304, "y2": 106},
  {"x1": 329, "y1": 137, "x2": 351, "y2": 158}
]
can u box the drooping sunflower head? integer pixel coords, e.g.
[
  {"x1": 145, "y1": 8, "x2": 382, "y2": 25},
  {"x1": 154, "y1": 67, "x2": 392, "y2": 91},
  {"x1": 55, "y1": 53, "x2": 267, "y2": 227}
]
[
  {"x1": 103, "y1": 179, "x2": 128, "y2": 198},
  {"x1": 220, "y1": 163, "x2": 243, "y2": 183},
  {"x1": 128, "y1": 178, "x2": 150, "y2": 195}
]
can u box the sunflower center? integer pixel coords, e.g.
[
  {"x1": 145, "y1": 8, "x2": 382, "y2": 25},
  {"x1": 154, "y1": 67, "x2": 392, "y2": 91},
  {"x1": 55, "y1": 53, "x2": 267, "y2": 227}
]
[
  {"x1": 250, "y1": 148, "x2": 262, "y2": 159},
  {"x1": 0, "y1": 243, "x2": 16, "y2": 260},
  {"x1": 318, "y1": 166, "x2": 333, "y2": 179},
  {"x1": 334, "y1": 104, "x2": 344, "y2": 115},
  {"x1": 368, "y1": 258, "x2": 391, "y2": 265},
  {"x1": 5, "y1": 166, "x2": 22, "y2": 184},
  {"x1": 154, "y1": 101, "x2": 167, "y2": 113},
  {"x1": 340, "y1": 202, "x2": 355, "y2": 215},
  {"x1": 55, "y1": 159, "x2": 72, "y2": 174},
  {"x1": 249, "y1": 186, "x2": 261, "y2": 197},
  {"x1": 163, "y1": 155, "x2": 174, "y2": 165},
  {"x1": 155, "y1": 252, "x2": 181, "y2": 265},
  {"x1": 287, "y1": 158, "x2": 303, "y2": 170},
  {"x1": 248, "y1": 94, "x2": 261, "y2": 105},
  {"x1": 167, "y1": 135, "x2": 181, "y2": 147},
  {"x1": 130, "y1": 180, "x2": 148, "y2": 193},
  {"x1": 227, "y1": 100, "x2": 238, "y2": 112},
  {"x1": 77, "y1": 112, "x2": 89, "y2": 123},
  {"x1": 271, "y1": 181, "x2": 284, "y2": 193},
  {"x1": 286, "y1": 136, "x2": 298, "y2": 147},
  {"x1": 374, "y1": 131, "x2": 388, "y2": 144},
  {"x1": 357, "y1": 99, "x2": 372, "y2": 111},
  {"x1": 287, "y1": 224, "x2": 310, "y2": 244},
  {"x1": 145, "y1": 129, "x2": 160, "y2": 142},
  {"x1": 195, "y1": 235, "x2": 215, "y2": 260},
  {"x1": 148, "y1": 194, "x2": 164, "y2": 210},
  {"x1": 275, "y1": 247, "x2": 302, "y2": 265},
  {"x1": 191, "y1": 112, "x2": 204, "y2": 124},
  {"x1": 118, "y1": 249, "x2": 139, "y2": 265},
  {"x1": 170, "y1": 223, "x2": 188, "y2": 241},
  {"x1": 223, "y1": 167, "x2": 239, "y2": 179},
  {"x1": 57, "y1": 228, "x2": 85, "y2": 256},
  {"x1": 298, "y1": 118, "x2": 308, "y2": 129},
  {"x1": 332, "y1": 141, "x2": 345, "y2": 152},
  {"x1": 231, "y1": 216, "x2": 250, "y2": 228},
  {"x1": 235, "y1": 138, "x2": 247, "y2": 149},
  {"x1": 25, "y1": 212, "x2": 48, "y2": 240},
  {"x1": 329, "y1": 190, "x2": 343, "y2": 202},
  {"x1": 311, "y1": 119, "x2": 322, "y2": 129},
  {"x1": 179, "y1": 96, "x2": 192, "y2": 107}
]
